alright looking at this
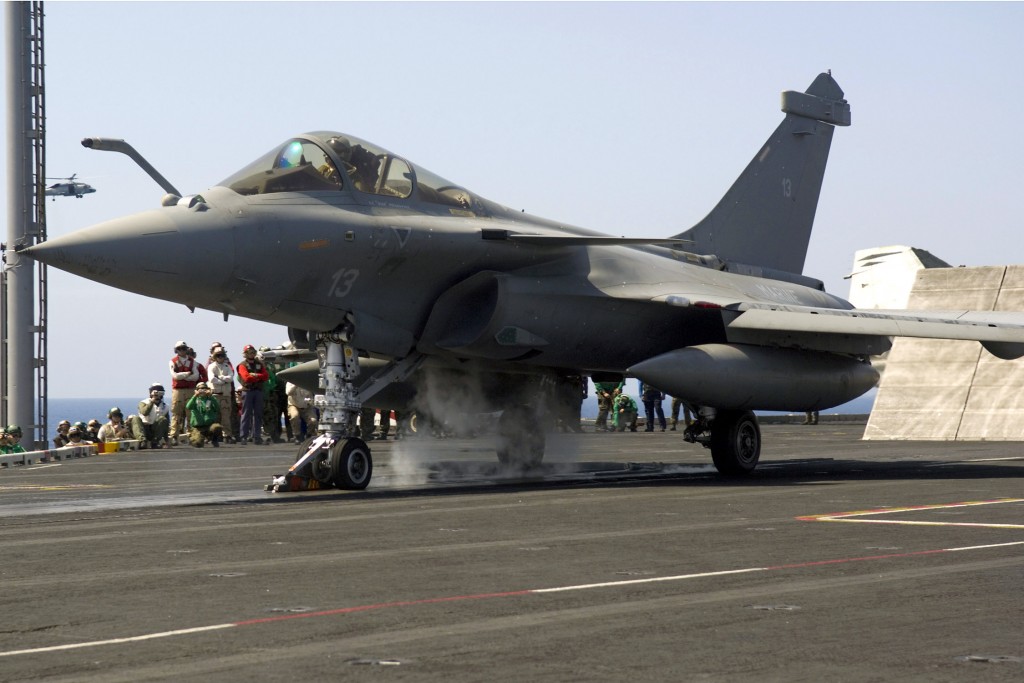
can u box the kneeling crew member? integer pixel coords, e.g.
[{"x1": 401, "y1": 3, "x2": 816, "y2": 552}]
[
  {"x1": 132, "y1": 383, "x2": 171, "y2": 449},
  {"x1": 186, "y1": 382, "x2": 224, "y2": 448}
]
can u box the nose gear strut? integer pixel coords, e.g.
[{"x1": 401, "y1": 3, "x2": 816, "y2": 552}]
[{"x1": 266, "y1": 324, "x2": 425, "y2": 493}]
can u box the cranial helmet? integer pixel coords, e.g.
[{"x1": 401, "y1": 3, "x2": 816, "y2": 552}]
[{"x1": 327, "y1": 136, "x2": 352, "y2": 155}]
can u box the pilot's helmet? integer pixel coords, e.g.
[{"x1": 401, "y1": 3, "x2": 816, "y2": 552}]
[{"x1": 327, "y1": 136, "x2": 352, "y2": 157}]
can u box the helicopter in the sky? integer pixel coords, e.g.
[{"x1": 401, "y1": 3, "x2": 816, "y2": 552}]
[{"x1": 44, "y1": 174, "x2": 96, "y2": 199}]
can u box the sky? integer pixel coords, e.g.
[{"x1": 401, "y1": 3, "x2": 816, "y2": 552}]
[{"x1": 3, "y1": 1, "x2": 1024, "y2": 399}]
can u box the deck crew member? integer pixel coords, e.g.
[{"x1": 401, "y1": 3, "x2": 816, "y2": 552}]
[{"x1": 169, "y1": 341, "x2": 199, "y2": 442}]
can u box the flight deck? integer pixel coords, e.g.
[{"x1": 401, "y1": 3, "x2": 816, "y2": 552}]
[{"x1": 1, "y1": 424, "x2": 1021, "y2": 681}]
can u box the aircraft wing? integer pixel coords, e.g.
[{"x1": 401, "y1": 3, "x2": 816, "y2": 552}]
[
  {"x1": 722, "y1": 304, "x2": 1024, "y2": 359},
  {"x1": 509, "y1": 235, "x2": 689, "y2": 247},
  {"x1": 481, "y1": 229, "x2": 690, "y2": 248}
]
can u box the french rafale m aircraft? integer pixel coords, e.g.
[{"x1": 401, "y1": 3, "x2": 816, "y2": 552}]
[{"x1": 24, "y1": 72, "x2": 1024, "y2": 491}]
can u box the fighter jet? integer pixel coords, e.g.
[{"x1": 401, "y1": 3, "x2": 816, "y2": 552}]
[{"x1": 24, "y1": 72, "x2": 1024, "y2": 491}]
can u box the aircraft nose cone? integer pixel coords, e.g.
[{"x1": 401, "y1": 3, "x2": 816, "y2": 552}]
[
  {"x1": 26, "y1": 210, "x2": 180, "y2": 282},
  {"x1": 24, "y1": 206, "x2": 233, "y2": 307}
]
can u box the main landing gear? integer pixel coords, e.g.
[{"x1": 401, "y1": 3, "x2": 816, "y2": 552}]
[{"x1": 683, "y1": 408, "x2": 761, "y2": 476}]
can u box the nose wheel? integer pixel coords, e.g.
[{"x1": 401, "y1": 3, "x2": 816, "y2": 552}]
[
  {"x1": 330, "y1": 437, "x2": 372, "y2": 489},
  {"x1": 274, "y1": 434, "x2": 373, "y2": 491},
  {"x1": 308, "y1": 442, "x2": 334, "y2": 485}
]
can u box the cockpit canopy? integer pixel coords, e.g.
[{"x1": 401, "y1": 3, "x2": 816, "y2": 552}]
[{"x1": 218, "y1": 131, "x2": 487, "y2": 216}]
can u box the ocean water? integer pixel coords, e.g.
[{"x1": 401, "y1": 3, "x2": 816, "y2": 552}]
[{"x1": 48, "y1": 397, "x2": 140, "y2": 429}]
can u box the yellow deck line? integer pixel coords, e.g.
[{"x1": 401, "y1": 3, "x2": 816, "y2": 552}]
[{"x1": 797, "y1": 498, "x2": 1024, "y2": 529}]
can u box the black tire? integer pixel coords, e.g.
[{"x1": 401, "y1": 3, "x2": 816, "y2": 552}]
[
  {"x1": 496, "y1": 405, "x2": 545, "y2": 468},
  {"x1": 330, "y1": 438, "x2": 373, "y2": 489},
  {"x1": 309, "y1": 447, "x2": 334, "y2": 485},
  {"x1": 293, "y1": 437, "x2": 334, "y2": 487},
  {"x1": 710, "y1": 410, "x2": 761, "y2": 476}
]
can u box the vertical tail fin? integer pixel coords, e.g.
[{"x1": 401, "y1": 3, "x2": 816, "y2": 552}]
[{"x1": 674, "y1": 72, "x2": 850, "y2": 275}]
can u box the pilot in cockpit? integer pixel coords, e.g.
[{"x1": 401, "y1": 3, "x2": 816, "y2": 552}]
[{"x1": 327, "y1": 136, "x2": 380, "y2": 193}]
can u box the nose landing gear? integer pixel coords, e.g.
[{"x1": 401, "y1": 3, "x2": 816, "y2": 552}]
[
  {"x1": 266, "y1": 326, "x2": 424, "y2": 493},
  {"x1": 268, "y1": 328, "x2": 363, "y2": 492}
]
